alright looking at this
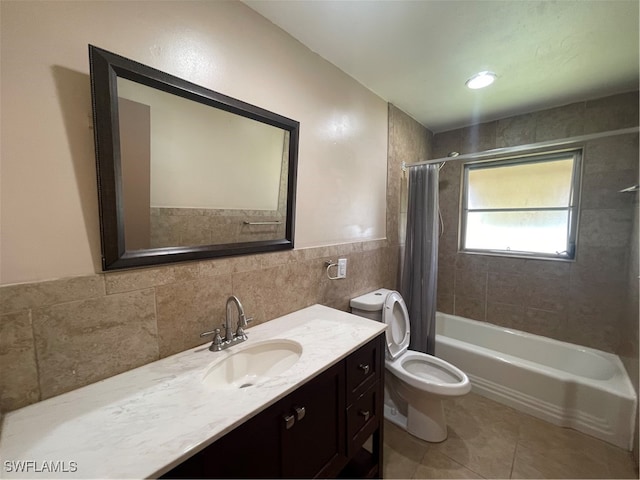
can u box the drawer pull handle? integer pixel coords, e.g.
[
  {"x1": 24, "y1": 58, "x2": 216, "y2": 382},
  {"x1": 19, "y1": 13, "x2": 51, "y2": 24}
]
[
  {"x1": 294, "y1": 406, "x2": 306, "y2": 421},
  {"x1": 283, "y1": 413, "x2": 295, "y2": 430},
  {"x1": 358, "y1": 363, "x2": 370, "y2": 375},
  {"x1": 359, "y1": 410, "x2": 371, "y2": 422}
]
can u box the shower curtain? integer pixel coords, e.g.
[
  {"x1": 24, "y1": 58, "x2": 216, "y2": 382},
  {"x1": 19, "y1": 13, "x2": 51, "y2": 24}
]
[{"x1": 401, "y1": 163, "x2": 439, "y2": 355}]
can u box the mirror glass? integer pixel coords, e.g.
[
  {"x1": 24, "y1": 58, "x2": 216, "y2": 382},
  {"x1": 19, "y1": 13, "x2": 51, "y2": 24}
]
[{"x1": 89, "y1": 45, "x2": 299, "y2": 270}]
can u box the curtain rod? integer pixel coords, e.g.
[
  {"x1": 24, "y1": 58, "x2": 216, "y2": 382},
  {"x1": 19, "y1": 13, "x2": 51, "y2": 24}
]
[{"x1": 402, "y1": 126, "x2": 639, "y2": 170}]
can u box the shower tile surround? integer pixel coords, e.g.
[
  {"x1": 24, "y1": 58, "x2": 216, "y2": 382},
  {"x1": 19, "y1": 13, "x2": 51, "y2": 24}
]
[{"x1": 434, "y1": 91, "x2": 639, "y2": 355}]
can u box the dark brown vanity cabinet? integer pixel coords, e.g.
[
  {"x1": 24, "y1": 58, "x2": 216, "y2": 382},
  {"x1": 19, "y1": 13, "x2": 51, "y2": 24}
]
[{"x1": 161, "y1": 335, "x2": 384, "y2": 479}]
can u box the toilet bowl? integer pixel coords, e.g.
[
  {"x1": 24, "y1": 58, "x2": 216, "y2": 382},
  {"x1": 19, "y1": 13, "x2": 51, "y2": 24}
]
[{"x1": 350, "y1": 288, "x2": 470, "y2": 442}]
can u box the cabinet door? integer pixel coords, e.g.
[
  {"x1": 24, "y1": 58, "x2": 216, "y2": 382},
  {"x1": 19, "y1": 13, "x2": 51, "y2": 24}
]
[
  {"x1": 162, "y1": 404, "x2": 281, "y2": 479},
  {"x1": 280, "y1": 362, "x2": 346, "y2": 478}
]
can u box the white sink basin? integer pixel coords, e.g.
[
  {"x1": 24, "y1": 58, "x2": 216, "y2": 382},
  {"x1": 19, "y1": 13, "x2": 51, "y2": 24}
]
[{"x1": 202, "y1": 339, "x2": 303, "y2": 390}]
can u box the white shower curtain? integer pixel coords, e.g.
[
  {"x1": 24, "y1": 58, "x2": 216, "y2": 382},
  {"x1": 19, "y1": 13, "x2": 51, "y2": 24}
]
[{"x1": 401, "y1": 163, "x2": 439, "y2": 355}]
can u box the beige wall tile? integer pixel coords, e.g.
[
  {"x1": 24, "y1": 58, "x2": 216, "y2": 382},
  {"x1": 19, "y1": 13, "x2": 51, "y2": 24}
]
[
  {"x1": 525, "y1": 275, "x2": 569, "y2": 313},
  {"x1": 32, "y1": 289, "x2": 159, "y2": 399},
  {"x1": 572, "y1": 246, "x2": 629, "y2": 284},
  {"x1": 581, "y1": 169, "x2": 638, "y2": 210},
  {"x1": 564, "y1": 311, "x2": 620, "y2": 353},
  {"x1": 579, "y1": 208, "x2": 633, "y2": 248},
  {"x1": 523, "y1": 307, "x2": 567, "y2": 338},
  {"x1": 437, "y1": 261, "x2": 455, "y2": 299},
  {"x1": 198, "y1": 257, "x2": 235, "y2": 278},
  {"x1": 454, "y1": 295, "x2": 486, "y2": 320},
  {"x1": 486, "y1": 302, "x2": 524, "y2": 330},
  {"x1": 354, "y1": 248, "x2": 396, "y2": 296},
  {"x1": 0, "y1": 275, "x2": 105, "y2": 315},
  {"x1": 387, "y1": 104, "x2": 432, "y2": 247},
  {"x1": 584, "y1": 91, "x2": 639, "y2": 134},
  {"x1": 486, "y1": 255, "x2": 528, "y2": 274},
  {"x1": 454, "y1": 265, "x2": 487, "y2": 299},
  {"x1": 105, "y1": 264, "x2": 199, "y2": 294},
  {"x1": 584, "y1": 133, "x2": 639, "y2": 174},
  {"x1": 0, "y1": 311, "x2": 40, "y2": 411},
  {"x1": 437, "y1": 293, "x2": 454, "y2": 314},
  {"x1": 460, "y1": 121, "x2": 496, "y2": 154},
  {"x1": 156, "y1": 275, "x2": 232, "y2": 357},
  {"x1": 523, "y1": 258, "x2": 571, "y2": 279},
  {"x1": 486, "y1": 271, "x2": 528, "y2": 305},
  {"x1": 496, "y1": 113, "x2": 536, "y2": 148},
  {"x1": 233, "y1": 261, "x2": 320, "y2": 326},
  {"x1": 534, "y1": 102, "x2": 585, "y2": 142}
]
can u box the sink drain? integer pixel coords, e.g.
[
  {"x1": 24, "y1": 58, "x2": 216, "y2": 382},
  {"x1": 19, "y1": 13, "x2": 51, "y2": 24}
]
[{"x1": 239, "y1": 383, "x2": 253, "y2": 388}]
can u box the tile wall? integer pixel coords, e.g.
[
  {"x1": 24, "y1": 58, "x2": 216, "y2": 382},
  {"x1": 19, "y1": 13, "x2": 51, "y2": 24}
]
[
  {"x1": 434, "y1": 91, "x2": 639, "y2": 354},
  {"x1": 0, "y1": 241, "x2": 395, "y2": 412},
  {"x1": 387, "y1": 104, "x2": 434, "y2": 269}
]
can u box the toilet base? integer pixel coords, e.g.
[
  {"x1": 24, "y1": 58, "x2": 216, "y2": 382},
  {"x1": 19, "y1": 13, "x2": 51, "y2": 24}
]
[
  {"x1": 383, "y1": 403, "x2": 408, "y2": 430},
  {"x1": 383, "y1": 386, "x2": 448, "y2": 443},
  {"x1": 406, "y1": 396, "x2": 447, "y2": 443}
]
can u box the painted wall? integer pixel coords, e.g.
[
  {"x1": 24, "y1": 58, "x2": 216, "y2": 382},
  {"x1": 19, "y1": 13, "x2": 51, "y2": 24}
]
[
  {"x1": 434, "y1": 91, "x2": 639, "y2": 355},
  {"x1": 0, "y1": 0, "x2": 388, "y2": 285}
]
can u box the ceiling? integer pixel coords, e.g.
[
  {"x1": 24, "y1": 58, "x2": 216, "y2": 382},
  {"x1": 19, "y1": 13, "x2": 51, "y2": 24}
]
[{"x1": 244, "y1": 0, "x2": 639, "y2": 133}]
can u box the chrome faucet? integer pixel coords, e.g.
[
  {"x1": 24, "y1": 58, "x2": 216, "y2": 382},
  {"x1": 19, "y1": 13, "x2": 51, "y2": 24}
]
[
  {"x1": 200, "y1": 295, "x2": 252, "y2": 352},
  {"x1": 225, "y1": 295, "x2": 248, "y2": 342}
]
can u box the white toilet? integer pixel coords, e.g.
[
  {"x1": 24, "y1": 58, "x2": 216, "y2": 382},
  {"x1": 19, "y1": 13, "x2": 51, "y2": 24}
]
[{"x1": 350, "y1": 288, "x2": 471, "y2": 442}]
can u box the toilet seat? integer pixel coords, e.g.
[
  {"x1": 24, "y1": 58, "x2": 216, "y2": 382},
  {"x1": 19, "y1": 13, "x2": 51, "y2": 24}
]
[
  {"x1": 386, "y1": 351, "x2": 471, "y2": 396},
  {"x1": 382, "y1": 291, "x2": 411, "y2": 360}
]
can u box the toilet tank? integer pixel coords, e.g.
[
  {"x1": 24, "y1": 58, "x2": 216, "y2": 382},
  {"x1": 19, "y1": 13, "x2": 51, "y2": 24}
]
[{"x1": 349, "y1": 288, "x2": 393, "y2": 322}]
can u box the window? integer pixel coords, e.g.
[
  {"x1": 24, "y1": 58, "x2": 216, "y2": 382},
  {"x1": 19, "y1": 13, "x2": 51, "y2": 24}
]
[{"x1": 460, "y1": 150, "x2": 582, "y2": 260}]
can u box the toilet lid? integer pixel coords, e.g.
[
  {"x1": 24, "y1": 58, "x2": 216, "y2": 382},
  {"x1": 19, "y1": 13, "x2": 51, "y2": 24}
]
[{"x1": 383, "y1": 291, "x2": 410, "y2": 360}]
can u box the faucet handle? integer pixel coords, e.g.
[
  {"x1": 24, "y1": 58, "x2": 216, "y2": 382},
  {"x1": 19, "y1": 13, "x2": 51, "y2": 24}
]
[
  {"x1": 200, "y1": 328, "x2": 223, "y2": 341},
  {"x1": 236, "y1": 318, "x2": 252, "y2": 340},
  {"x1": 200, "y1": 328, "x2": 224, "y2": 351}
]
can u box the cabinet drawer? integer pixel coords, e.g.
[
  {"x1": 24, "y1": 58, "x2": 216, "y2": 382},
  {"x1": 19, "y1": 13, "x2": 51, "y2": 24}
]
[
  {"x1": 346, "y1": 381, "x2": 381, "y2": 455},
  {"x1": 346, "y1": 337, "x2": 382, "y2": 400}
]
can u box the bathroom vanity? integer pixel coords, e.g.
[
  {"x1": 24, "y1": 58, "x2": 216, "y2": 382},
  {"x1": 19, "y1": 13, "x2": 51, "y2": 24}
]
[
  {"x1": 0, "y1": 305, "x2": 385, "y2": 479},
  {"x1": 162, "y1": 335, "x2": 384, "y2": 478}
]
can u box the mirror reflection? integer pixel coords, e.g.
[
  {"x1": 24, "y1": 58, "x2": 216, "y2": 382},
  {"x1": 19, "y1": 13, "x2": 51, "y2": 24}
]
[{"x1": 117, "y1": 78, "x2": 289, "y2": 250}]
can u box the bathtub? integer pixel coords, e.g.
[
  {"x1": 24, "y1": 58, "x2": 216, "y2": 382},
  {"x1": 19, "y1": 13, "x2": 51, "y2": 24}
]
[{"x1": 435, "y1": 312, "x2": 637, "y2": 450}]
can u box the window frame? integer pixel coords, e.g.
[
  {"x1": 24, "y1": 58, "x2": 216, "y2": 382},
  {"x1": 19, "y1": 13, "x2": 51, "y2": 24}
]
[{"x1": 459, "y1": 148, "x2": 583, "y2": 261}]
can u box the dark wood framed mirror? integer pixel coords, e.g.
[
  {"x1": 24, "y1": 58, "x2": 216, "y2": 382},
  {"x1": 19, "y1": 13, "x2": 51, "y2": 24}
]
[{"x1": 89, "y1": 45, "x2": 298, "y2": 270}]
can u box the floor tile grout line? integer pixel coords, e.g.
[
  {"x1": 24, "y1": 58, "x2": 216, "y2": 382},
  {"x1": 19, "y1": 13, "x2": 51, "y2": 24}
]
[{"x1": 509, "y1": 441, "x2": 519, "y2": 479}]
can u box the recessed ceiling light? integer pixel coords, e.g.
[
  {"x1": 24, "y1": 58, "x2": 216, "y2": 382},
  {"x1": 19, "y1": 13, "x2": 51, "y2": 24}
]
[{"x1": 465, "y1": 71, "x2": 497, "y2": 89}]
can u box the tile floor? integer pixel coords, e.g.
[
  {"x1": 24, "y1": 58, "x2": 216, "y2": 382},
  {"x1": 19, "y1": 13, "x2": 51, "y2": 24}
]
[{"x1": 383, "y1": 393, "x2": 639, "y2": 479}]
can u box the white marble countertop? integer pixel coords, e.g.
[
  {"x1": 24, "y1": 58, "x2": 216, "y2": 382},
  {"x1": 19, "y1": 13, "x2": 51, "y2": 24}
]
[{"x1": 0, "y1": 305, "x2": 385, "y2": 479}]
